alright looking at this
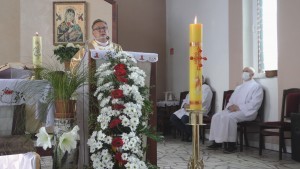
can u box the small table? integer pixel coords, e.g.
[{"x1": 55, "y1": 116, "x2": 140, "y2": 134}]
[{"x1": 156, "y1": 100, "x2": 179, "y2": 135}]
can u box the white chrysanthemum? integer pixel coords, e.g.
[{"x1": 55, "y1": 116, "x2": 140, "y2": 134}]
[
  {"x1": 121, "y1": 153, "x2": 128, "y2": 160},
  {"x1": 104, "y1": 136, "x2": 112, "y2": 144},
  {"x1": 102, "y1": 154, "x2": 112, "y2": 162},
  {"x1": 119, "y1": 84, "x2": 131, "y2": 96},
  {"x1": 87, "y1": 137, "x2": 97, "y2": 153},
  {"x1": 97, "y1": 131, "x2": 106, "y2": 140},
  {"x1": 106, "y1": 161, "x2": 114, "y2": 169},
  {"x1": 100, "y1": 96, "x2": 111, "y2": 107},
  {"x1": 101, "y1": 149, "x2": 108, "y2": 156},
  {"x1": 59, "y1": 132, "x2": 77, "y2": 153},
  {"x1": 36, "y1": 127, "x2": 52, "y2": 150},
  {"x1": 121, "y1": 117, "x2": 130, "y2": 127}
]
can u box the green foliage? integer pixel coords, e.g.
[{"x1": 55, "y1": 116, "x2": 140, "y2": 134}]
[
  {"x1": 41, "y1": 64, "x2": 87, "y2": 101},
  {"x1": 53, "y1": 43, "x2": 80, "y2": 63}
]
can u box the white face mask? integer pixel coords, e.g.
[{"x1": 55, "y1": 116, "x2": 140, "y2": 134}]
[{"x1": 242, "y1": 72, "x2": 251, "y2": 81}]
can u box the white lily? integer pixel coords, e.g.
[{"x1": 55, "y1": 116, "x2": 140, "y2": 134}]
[
  {"x1": 70, "y1": 125, "x2": 80, "y2": 140},
  {"x1": 36, "y1": 127, "x2": 52, "y2": 150},
  {"x1": 59, "y1": 132, "x2": 77, "y2": 153}
]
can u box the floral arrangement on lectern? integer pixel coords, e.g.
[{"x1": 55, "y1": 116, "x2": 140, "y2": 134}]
[{"x1": 87, "y1": 51, "x2": 158, "y2": 169}]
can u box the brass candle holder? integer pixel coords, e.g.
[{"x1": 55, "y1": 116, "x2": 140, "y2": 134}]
[{"x1": 186, "y1": 109, "x2": 204, "y2": 169}]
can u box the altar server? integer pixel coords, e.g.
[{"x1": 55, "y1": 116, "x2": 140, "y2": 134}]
[{"x1": 170, "y1": 76, "x2": 213, "y2": 141}]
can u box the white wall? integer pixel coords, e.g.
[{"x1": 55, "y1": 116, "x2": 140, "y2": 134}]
[
  {"x1": 166, "y1": 0, "x2": 229, "y2": 111},
  {"x1": 0, "y1": 0, "x2": 20, "y2": 65}
]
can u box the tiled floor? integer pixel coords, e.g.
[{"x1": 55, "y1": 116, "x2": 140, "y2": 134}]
[{"x1": 41, "y1": 136, "x2": 300, "y2": 169}]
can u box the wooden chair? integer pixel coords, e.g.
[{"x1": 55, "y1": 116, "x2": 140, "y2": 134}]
[
  {"x1": 259, "y1": 88, "x2": 300, "y2": 160},
  {"x1": 238, "y1": 89, "x2": 265, "y2": 151},
  {"x1": 222, "y1": 90, "x2": 234, "y2": 110},
  {"x1": 200, "y1": 91, "x2": 216, "y2": 144}
]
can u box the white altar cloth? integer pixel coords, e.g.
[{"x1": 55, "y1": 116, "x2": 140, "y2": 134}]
[
  {"x1": 0, "y1": 152, "x2": 40, "y2": 169},
  {"x1": 0, "y1": 79, "x2": 54, "y2": 134}
]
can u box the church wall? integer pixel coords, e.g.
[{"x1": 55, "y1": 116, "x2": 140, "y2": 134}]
[
  {"x1": 19, "y1": 0, "x2": 112, "y2": 67},
  {"x1": 0, "y1": 0, "x2": 20, "y2": 65},
  {"x1": 166, "y1": 0, "x2": 285, "y2": 152},
  {"x1": 277, "y1": 1, "x2": 300, "y2": 114},
  {"x1": 117, "y1": 0, "x2": 167, "y2": 101},
  {"x1": 166, "y1": 0, "x2": 230, "y2": 112},
  {"x1": 276, "y1": 0, "x2": 300, "y2": 152}
]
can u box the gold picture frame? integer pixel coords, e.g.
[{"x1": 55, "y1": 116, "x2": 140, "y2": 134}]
[{"x1": 53, "y1": 1, "x2": 87, "y2": 45}]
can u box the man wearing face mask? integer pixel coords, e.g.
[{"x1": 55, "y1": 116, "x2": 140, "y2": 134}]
[{"x1": 207, "y1": 67, "x2": 263, "y2": 153}]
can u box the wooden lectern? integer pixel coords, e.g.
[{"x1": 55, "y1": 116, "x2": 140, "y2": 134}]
[{"x1": 76, "y1": 50, "x2": 158, "y2": 167}]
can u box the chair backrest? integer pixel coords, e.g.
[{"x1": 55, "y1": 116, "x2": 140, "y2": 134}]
[
  {"x1": 179, "y1": 91, "x2": 189, "y2": 108},
  {"x1": 282, "y1": 88, "x2": 300, "y2": 122},
  {"x1": 222, "y1": 90, "x2": 234, "y2": 110},
  {"x1": 254, "y1": 89, "x2": 265, "y2": 122},
  {"x1": 207, "y1": 91, "x2": 216, "y2": 117}
]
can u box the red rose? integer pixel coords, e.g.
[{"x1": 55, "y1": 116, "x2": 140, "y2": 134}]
[
  {"x1": 112, "y1": 137, "x2": 124, "y2": 147},
  {"x1": 115, "y1": 152, "x2": 127, "y2": 165},
  {"x1": 116, "y1": 76, "x2": 128, "y2": 83},
  {"x1": 114, "y1": 68, "x2": 127, "y2": 76},
  {"x1": 114, "y1": 63, "x2": 126, "y2": 70},
  {"x1": 112, "y1": 104, "x2": 125, "y2": 110},
  {"x1": 111, "y1": 89, "x2": 124, "y2": 99},
  {"x1": 109, "y1": 118, "x2": 122, "y2": 128}
]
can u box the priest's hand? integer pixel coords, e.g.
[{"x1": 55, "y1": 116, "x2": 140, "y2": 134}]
[{"x1": 227, "y1": 104, "x2": 240, "y2": 112}]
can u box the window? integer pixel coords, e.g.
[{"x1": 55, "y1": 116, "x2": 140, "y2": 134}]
[
  {"x1": 243, "y1": 0, "x2": 278, "y2": 74},
  {"x1": 258, "y1": 0, "x2": 278, "y2": 72}
]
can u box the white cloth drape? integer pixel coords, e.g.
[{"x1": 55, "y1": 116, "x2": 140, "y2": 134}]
[{"x1": 0, "y1": 152, "x2": 40, "y2": 169}]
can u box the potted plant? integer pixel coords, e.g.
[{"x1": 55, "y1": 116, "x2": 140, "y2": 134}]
[
  {"x1": 53, "y1": 43, "x2": 81, "y2": 71},
  {"x1": 41, "y1": 66, "x2": 86, "y2": 118},
  {"x1": 39, "y1": 65, "x2": 86, "y2": 168}
]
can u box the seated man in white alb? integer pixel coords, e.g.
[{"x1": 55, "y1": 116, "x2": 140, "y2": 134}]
[
  {"x1": 170, "y1": 76, "x2": 213, "y2": 141},
  {"x1": 208, "y1": 67, "x2": 263, "y2": 153}
]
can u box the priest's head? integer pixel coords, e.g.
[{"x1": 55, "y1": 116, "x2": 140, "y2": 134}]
[
  {"x1": 92, "y1": 19, "x2": 109, "y2": 43},
  {"x1": 242, "y1": 67, "x2": 255, "y2": 81}
]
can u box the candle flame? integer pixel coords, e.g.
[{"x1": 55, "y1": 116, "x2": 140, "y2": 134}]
[{"x1": 194, "y1": 16, "x2": 197, "y2": 24}]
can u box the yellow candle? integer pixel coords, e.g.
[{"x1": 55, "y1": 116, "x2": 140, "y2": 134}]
[
  {"x1": 189, "y1": 17, "x2": 203, "y2": 110},
  {"x1": 32, "y1": 32, "x2": 42, "y2": 68}
]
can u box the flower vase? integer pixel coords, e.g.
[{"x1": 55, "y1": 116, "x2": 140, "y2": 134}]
[
  {"x1": 64, "y1": 61, "x2": 71, "y2": 71},
  {"x1": 53, "y1": 118, "x2": 79, "y2": 169},
  {"x1": 54, "y1": 100, "x2": 76, "y2": 118}
]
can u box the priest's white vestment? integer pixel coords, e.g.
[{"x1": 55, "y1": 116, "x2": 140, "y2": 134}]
[{"x1": 209, "y1": 79, "x2": 263, "y2": 143}]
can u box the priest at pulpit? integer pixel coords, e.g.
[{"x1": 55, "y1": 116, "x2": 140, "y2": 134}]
[
  {"x1": 70, "y1": 19, "x2": 123, "y2": 69},
  {"x1": 69, "y1": 19, "x2": 123, "y2": 167}
]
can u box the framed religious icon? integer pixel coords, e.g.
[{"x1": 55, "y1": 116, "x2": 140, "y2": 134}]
[{"x1": 53, "y1": 1, "x2": 87, "y2": 45}]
